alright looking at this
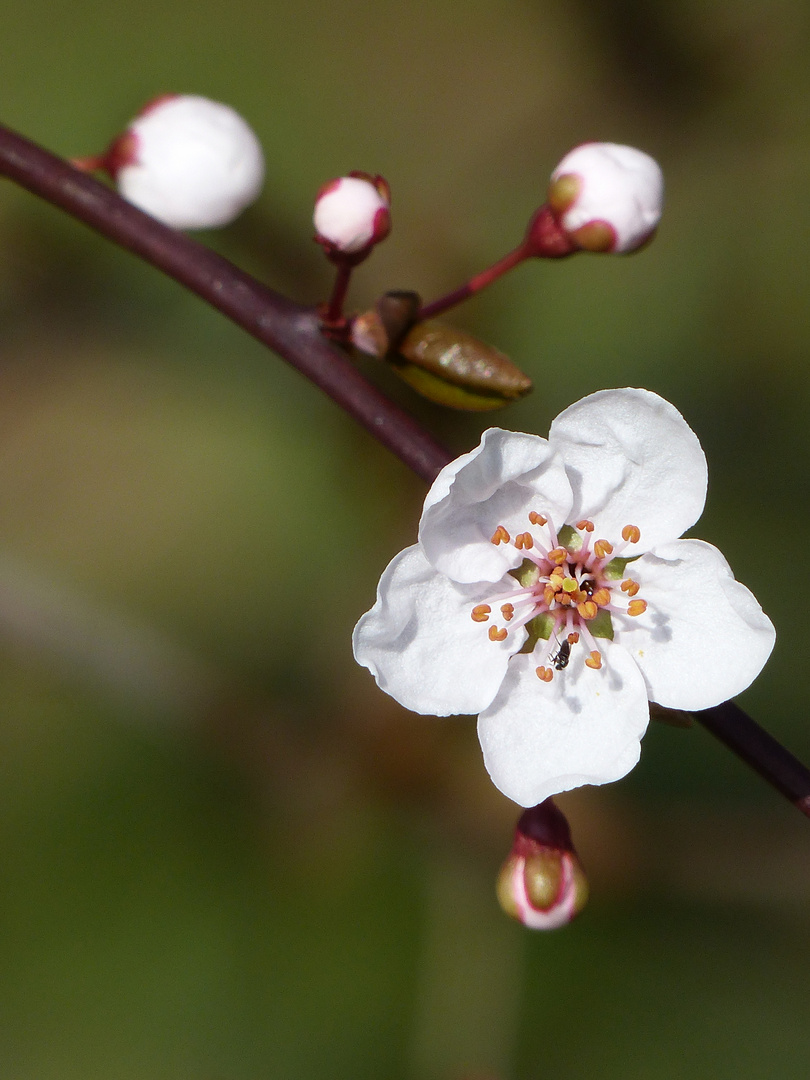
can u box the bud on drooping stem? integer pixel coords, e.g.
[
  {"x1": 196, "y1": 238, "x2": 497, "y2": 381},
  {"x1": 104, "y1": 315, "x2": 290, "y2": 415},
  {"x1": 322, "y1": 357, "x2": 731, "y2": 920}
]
[
  {"x1": 74, "y1": 95, "x2": 265, "y2": 230},
  {"x1": 496, "y1": 799, "x2": 588, "y2": 929}
]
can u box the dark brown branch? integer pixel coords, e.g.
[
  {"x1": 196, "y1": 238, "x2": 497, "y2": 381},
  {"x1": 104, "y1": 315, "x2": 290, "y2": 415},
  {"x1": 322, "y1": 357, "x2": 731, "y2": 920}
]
[
  {"x1": 0, "y1": 119, "x2": 808, "y2": 820},
  {"x1": 695, "y1": 702, "x2": 810, "y2": 817},
  {"x1": 0, "y1": 123, "x2": 450, "y2": 486}
]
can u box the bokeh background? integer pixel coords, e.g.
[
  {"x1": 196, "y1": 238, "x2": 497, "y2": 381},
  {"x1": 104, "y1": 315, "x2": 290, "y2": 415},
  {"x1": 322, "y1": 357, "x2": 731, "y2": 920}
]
[{"x1": 1, "y1": 1, "x2": 810, "y2": 1076}]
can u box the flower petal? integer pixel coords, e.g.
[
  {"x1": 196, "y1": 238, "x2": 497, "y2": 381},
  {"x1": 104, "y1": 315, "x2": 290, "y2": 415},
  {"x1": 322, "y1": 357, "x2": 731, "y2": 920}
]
[
  {"x1": 419, "y1": 428, "x2": 573, "y2": 583},
  {"x1": 353, "y1": 545, "x2": 524, "y2": 716},
  {"x1": 618, "y1": 538, "x2": 775, "y2": 710},
  {"x1": 549, "y1": 388, "x2": 707, "y2": 550},
  {"x1": 477, "y1": 643, "x2": 650, "y2": 807}
]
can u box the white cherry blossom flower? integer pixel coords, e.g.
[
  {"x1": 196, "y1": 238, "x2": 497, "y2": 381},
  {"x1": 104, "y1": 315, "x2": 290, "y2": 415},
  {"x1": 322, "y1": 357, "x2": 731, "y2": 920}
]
[{"x1": 353, "y1": 388, "x2": 775, "y2": 807}]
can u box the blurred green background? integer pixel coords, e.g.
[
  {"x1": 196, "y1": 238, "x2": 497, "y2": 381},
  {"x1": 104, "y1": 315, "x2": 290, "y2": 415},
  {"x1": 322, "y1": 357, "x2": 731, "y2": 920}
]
[{"x1": 1, "y1": 0, "x2": 809, "y2": 1076}]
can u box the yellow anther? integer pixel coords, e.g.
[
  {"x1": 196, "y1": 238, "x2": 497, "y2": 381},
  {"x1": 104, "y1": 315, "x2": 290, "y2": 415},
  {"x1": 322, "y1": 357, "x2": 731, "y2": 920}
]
[
  {"x1": 585, "y1": 650, "x2": 603, "y2": 670},
  {"x1": 535, "y1": 666, "x2": 554, "y2": 682},
  {"x1": 515, "y1": 531, "x2": 534, "y2": 550},
  {"x1": 471, "y1": 604, "x2": 491, "y2": 622},
  {"x1": 592, "y1": 587, "x2": 611, "y2": 607},
  {"x1": 620, "y1": 578, "x2": 640, "y2": 596},
  {"x1": 567, "y1": 632, "x2": 580, "y2": 644},
  {"x1": 576, "y1": 519, "x2": 595, "y2": 533},
  {"x1": 543, "y1": 585, "x2": 556, "y2": 607},
  {"x1": 562, "y1": 577, "x2": 578, "y2": 593},
  {"x1": 500, "y1": 603, "x2": 514, "y2": 621},
  {"x1": 593, "y1": 539, "x2": 614, "y2": 559},
  {"x1": 489, "y1": 626, "x2": 508, "y2": 641},
  {"x1": 490, "y1": 525, "x2": 510, "y2": 545},
  {"x1": 548, "y1": 547, "x2": 568, "y2": 565},
  {"x1": 529, "y1": 511, "x2": 547, "y2": 526},
  {"x1": 550, "y1": 565, "x2": 565, "y2": 580},
  {"x1": 627, "y1": 599, "x2": 647, "y2": 617},
  {"x1": 558, "y1": 593, "x2": 573, "y2": 606},
  {"x1": 622, "y1": 524, "x2": 641, "y2": 544},
  {"x1": 577, "y1": 600, "x2": 598, "y2": 620}
]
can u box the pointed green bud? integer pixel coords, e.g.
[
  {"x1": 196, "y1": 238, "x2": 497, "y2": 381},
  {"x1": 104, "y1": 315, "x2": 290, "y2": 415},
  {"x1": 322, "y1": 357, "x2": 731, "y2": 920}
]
[
  {"x1": 496, "y1": 800, "x2": 588, "y2": 930},
  {"x1": 392, "y1": 321, "x2": 531, "y2": 410},
  {"x1": 351, "y1": 293, "x2": 532, "y2": 410}
]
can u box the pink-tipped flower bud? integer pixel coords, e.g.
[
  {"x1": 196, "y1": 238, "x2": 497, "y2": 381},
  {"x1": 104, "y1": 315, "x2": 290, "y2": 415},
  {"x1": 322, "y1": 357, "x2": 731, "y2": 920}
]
[
  {"x1": 546, "y1": 142, "x2": 663, "y2": 253},
  {"x1": 496, "y1": 799, "x2": 588, "y2": 930},
  {"x1": 313, "y1": 173, "x2": 391, "y2": 259},
  {"x1": 106, "y1": 95, "x2": 265, "y2": 229}
]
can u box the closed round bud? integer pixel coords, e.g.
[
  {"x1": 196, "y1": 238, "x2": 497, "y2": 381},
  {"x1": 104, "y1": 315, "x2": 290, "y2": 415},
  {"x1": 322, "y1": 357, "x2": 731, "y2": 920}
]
[
  {"x1": 111, "y1": 95, "x2": 265, "y2": 229},
  {"x1": 547, "y1": 142, "x2": 663, "y2": 253},
  {"x1": 496, "y1": 800, "x2": 588, "y2": 929},
  {"x1": 314, "y1": 174, "x2": 391, "y2": 257}
]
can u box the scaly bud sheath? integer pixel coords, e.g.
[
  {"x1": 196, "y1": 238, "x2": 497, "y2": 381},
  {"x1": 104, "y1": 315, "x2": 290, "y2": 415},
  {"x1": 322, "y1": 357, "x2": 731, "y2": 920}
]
[
  {"x1": 74, "y1": 95, "x2": 265, "y2": 230},
  {"x1": 496, "y1": 800, "x2": 588, "y2": 929}
]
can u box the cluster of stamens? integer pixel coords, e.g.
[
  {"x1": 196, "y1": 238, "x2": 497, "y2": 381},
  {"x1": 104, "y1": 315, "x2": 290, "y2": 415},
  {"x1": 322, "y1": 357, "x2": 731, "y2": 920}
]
[{"x1": 470, "y1": 513, "x2": 648, "y2": 681}]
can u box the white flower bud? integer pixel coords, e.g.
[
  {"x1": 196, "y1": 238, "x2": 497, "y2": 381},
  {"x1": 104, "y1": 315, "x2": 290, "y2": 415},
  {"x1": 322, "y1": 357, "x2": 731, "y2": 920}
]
[
  {"x1": 548, "y1": 142, "x2": 663, "y2": 253},
  {"x1": 113, "y1": 95, "x2": 265, "y2": 229},
  {"x1": 313, "y1": 174, "x2": 391, "y2": 256}
]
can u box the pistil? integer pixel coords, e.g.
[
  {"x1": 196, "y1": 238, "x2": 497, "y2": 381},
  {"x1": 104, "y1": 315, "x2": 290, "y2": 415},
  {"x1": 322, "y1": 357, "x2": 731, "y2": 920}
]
[{"x1": 470, "y1": 512, "x2": 648, "y2": 681}]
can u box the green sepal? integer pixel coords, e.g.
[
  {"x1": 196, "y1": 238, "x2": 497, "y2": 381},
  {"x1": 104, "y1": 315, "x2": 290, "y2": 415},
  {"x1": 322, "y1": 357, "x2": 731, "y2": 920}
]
[
  {"x1": 507, "y1": 561, "x2": 552, "y2": 652},
  {"x1": 557, "y1": 524, "x2": 581, "y2": 550},
  {"x1": 510, "y1": 558, "x2": 540, "y2": 588},
  {"x1": 602, "y1": 555, "x2": 638, "y2": 580},
  {"x1": 589, "y1": 609, "x2": 614, "y2": 640},
  {"x1": 518, "y1": 612, "x2": 555, "y2": 653}
]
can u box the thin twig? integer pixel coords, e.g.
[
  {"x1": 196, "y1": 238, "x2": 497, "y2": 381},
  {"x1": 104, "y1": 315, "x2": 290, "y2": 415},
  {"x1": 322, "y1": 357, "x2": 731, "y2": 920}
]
[
  {"x1": 695, "y1": 703, "x2": 810, "y2": 817},
  {"x1": 0, "y1": 119, "x2": 808, "y2": 818}
]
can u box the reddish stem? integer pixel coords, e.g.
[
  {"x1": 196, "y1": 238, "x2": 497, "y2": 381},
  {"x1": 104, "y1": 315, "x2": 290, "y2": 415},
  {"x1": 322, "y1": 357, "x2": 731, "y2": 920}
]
[
  {"x1": 70, "y1": 154, "x2": 106, "y2": 173},
  {"x1": 323, "y1": 258, "x2": 354, "y2": 329},
  {"x1": 419, "y1": 242, "x2": 532, "y2": 321}
]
